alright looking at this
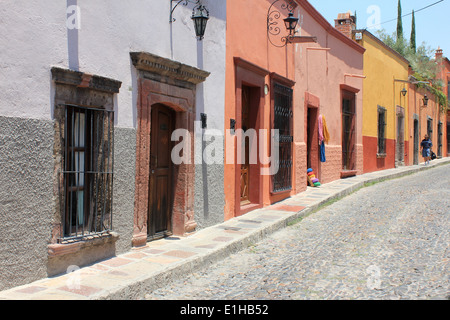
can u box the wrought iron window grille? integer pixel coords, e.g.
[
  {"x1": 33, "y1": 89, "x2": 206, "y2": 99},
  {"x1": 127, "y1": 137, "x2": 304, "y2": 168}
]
[
  {"x1": 377, "y1": 106, "x2": 387, "y2": 155},
  {"x1": 272, "y1": 83, "x2": 293, "y2": 193},
  {"x1": 57, "y1": 104, "x2": 115, "y2": 243}
]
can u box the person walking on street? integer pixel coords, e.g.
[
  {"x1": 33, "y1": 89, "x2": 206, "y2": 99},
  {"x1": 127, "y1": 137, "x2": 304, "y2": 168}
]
[{"x1": 420, "y1": 134, "x2": 432, "y2": 165}]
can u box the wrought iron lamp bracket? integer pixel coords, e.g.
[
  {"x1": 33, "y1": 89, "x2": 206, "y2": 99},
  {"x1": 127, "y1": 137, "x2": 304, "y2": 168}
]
[
  {"x1": 170, "y1": 0, "x2": 201, "y2": 23},
  {"x1": 267, "y1": 0, "x2": 298, "y2": 48}
]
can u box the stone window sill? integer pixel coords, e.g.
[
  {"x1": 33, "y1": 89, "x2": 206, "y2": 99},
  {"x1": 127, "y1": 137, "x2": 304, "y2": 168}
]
[
  {"x1": 270, "y1": 188, "x2": 292, "y2": 196},
  {"x1": 48, "y1": 232, "x2": 119, "y2": 258},
  {"x1": 377, "y1": 153, "x2": 387, "y2": 158},
  {"x1": 340, "y1": 170, "x2": 357, "y2": 178}
]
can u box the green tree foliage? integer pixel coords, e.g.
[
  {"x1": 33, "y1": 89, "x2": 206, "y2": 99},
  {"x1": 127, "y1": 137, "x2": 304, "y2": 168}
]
[
  {"x1": 375, "y1": 28, "x2": 448, "y2": 112},
  {"x1": 376, "y1": 29, "x2": 440, "y2": 81}
]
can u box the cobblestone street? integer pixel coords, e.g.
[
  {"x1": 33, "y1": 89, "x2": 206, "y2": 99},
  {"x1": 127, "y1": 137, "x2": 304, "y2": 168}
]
[{"x1": 144, "y1": 164, "x2": 450, "y2": 300}]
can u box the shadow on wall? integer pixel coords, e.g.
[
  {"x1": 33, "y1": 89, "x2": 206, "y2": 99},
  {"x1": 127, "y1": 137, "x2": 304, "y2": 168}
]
[{"x1": 67, "y1": 0, "x2": 79, "y2": 71}]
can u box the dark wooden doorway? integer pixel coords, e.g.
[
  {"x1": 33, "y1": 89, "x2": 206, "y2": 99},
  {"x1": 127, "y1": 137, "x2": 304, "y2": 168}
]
[
  {"x1": 447, "y1": 121, "x2": 450, "y2": 156},
  {"x1": 396, "y1": 113, "x2": 405, "y2": 166},
  {"x1": 240, "y1": 86, "x2": 251, "y2": 206},
  {"x1": 306, "y1": 106, "x2": 319, "y2": 181},
  {"x1": 238, "y1": 84, "x2": 261, "y2": 212},
  {"x1": 342, "y1": 93, "x2": 356, "y2": 172},
  {"x1": 148, "y1": 104, "x2": 175, "y2": 240},
  {"x1": 413, "y1": 119, "x2": 419, "y2": 165}
]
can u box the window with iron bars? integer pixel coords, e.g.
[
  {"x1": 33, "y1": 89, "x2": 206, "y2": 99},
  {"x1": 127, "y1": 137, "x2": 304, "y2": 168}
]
[
  {"x1": 59, "y1": 104, "x2": 114, "y2": 242},
  {"x1": 447, "y1": 81, "x2": 449, "y2": 101},
  {"x1": 427, "y1": 117, "x2": 433, "y2": 141},
  {"x1": 438, "y1": 121, "x2": 443, "y2": 157},
  {"x1": 377, "y1": 106, "x2": 387, "y2": 155},
  {"x1": 272, "y1": 82, "x2": 293, "y2": 193}
]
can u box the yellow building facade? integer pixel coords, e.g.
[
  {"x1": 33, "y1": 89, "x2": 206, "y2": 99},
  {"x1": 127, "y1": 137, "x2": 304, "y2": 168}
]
[{"x1": 354, "y1": 30, "x2": 410, "y2": 172}]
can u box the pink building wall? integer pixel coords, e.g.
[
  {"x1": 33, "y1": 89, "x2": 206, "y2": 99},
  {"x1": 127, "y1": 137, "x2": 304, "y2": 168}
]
[{"x1": 292, "y1": 1, "x2": 365, "y2": 187}]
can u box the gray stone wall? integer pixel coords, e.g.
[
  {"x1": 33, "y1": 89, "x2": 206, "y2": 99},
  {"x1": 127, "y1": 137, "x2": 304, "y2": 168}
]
[
  {"x1": 194, "y1": 164, "x2": 225, "y2": 230},
  {"x1": 0, "y1": 113, "x2": 221, "y2": 289},
  {"x1": 194, "y1": 134, "x2": 225, "y2": 230},
  {"x1": 111, "y1": 127, "x2": 136, "y2": 254},
  {"x1": 0, "y1": 115, "x2": 137, "y2": 290},
  {"x1": 0, "y1": 116, "x2": 55, "y2": 291}
]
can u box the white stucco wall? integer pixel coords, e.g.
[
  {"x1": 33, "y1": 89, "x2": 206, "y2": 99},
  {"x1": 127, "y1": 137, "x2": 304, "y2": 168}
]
[{"x1": 0, "y1": 0, "x2": 226, "y2": 131}]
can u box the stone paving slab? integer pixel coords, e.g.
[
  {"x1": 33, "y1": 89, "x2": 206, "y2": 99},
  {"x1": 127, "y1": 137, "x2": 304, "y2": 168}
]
[{"x1": 0, "y1": 158, "x2": 448, "y2": 300}]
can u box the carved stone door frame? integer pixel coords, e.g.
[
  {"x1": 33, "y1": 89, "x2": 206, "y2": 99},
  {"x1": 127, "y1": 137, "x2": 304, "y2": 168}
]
[{"x1": 131, "y1": 52, "x2": 209, "y2": 247}]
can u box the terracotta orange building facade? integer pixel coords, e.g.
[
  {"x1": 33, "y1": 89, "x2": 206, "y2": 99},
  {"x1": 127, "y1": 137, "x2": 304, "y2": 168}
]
[
  {"x1": 435, "y1": 48, "x2": 450, "y2": 157},
  {"x1": 224, "y1": 1, "x2": 365, "y2": 221},
  {"x1": 224, "y1": 0, "x2": 298, "y2": 220}
]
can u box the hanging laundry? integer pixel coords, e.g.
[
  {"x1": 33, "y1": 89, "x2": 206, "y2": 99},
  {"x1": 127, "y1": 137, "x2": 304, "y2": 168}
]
[
  {"x1": 320, "y1": 141, "x2": 326, "y2": 162},
  {"x1": 318, "y1": 114, "x2": 329, "y2": 162},
  {"x1": 318, "y1": 115, "x2": 324, "y2": 145},
  {"x1": 322, "y1": 115, "x2": 330, "y2": 144}
]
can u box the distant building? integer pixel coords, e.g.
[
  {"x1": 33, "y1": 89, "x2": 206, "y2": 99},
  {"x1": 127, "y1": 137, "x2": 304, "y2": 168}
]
[{"x1": 352, "y1": 29, "x2": 410, "y2": 172}]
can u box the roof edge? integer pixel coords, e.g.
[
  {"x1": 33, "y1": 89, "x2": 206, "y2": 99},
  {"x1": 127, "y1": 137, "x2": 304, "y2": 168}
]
[
  {"x1": 354, "y1": 29, "x2": 410, "y2": 66},
  {"x1": 295, "y1": 0, "x2": 365, "y2": 54}
]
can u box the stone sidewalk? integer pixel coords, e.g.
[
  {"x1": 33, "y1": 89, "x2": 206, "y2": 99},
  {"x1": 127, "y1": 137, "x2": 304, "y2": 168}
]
[{"x1": 1, "y1": 158, "x2": 449, "y2": 300}]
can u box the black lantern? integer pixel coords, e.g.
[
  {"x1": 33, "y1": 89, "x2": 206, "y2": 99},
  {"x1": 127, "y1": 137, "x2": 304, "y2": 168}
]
[
  {"x1": 401, "y1": 87, "x2": 407, "y2": 97},
  {"x1": 423, "y1": 94, "x2": 429, "y2": 107},
  {"x1": 170, "y1": 0, "x2": 209, "y2": 41},
  {"x1": 192, "y1": 5, "x2": 209, "y2": 40},
  {"x1": 283, "y1": 12, "x2": 299, "y2": 35},
  {"x1": 267, "y1": 0, "x2": 306, "y2": 47}
]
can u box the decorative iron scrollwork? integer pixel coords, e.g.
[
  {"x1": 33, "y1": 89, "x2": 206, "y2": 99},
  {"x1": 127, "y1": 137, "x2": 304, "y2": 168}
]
[
  {"x1": 267, "y1": 0, "x2": 298, "y2": 48},
  {"x1": 170, "y1": 0, "x2": 201, "y2": 23}
]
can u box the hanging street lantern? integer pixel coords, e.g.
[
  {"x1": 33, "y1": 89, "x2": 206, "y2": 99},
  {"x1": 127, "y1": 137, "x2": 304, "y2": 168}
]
[
  {"x1": 283, "y1": 12, "x2": 299, "y2": 36},
  {"x1": 191, "y1": 4, "x2": 209, "y2": 40},
  {"x1": 423, "y1": 94, "x2": 429, "y2": 107},
  {"x1": 170, "y1": 0, "x2": 209, "y2": 41}
]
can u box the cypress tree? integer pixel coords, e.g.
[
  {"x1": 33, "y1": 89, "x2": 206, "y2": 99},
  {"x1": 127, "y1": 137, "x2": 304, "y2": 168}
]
[
  {"x1": 396, "y1": 0, "x2": 403, "y2": 41},
  {"x1": 410, "y1": 10, "x2": 416, "y2": 53}
]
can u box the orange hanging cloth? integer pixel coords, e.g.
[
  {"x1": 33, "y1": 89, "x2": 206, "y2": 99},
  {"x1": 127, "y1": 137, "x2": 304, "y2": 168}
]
[{"x1": 322, "y1": 115, "x2": 330, "y2": 144}]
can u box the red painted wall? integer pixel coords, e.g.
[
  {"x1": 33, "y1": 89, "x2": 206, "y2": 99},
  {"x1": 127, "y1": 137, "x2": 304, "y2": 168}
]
[{"x1": 363, "y1": 136, "x2": 396, "y2": 173}]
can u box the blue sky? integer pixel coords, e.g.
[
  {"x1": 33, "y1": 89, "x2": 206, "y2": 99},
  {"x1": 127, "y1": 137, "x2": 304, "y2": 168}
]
[{"x1": 308, "y1": 0, "x2": 450, "y2": 58}]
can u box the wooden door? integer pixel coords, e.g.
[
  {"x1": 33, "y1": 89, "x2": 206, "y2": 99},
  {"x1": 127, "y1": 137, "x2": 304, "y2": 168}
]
[
  {"x1": 240, "y1": 86, "x2": 250, "y2": 205},
  {"x1": 306, "y1": 107, "x2": 318, "y2": 177},
  {"x1": 342, "y1": 95, "x2": 356, "y2": 171},
  {"x1": 148, "y1": 104, "x2": 174, "y2": 240},
  {"x1": 413, "y1": 119, "x2": 419, "y2": 165}
]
